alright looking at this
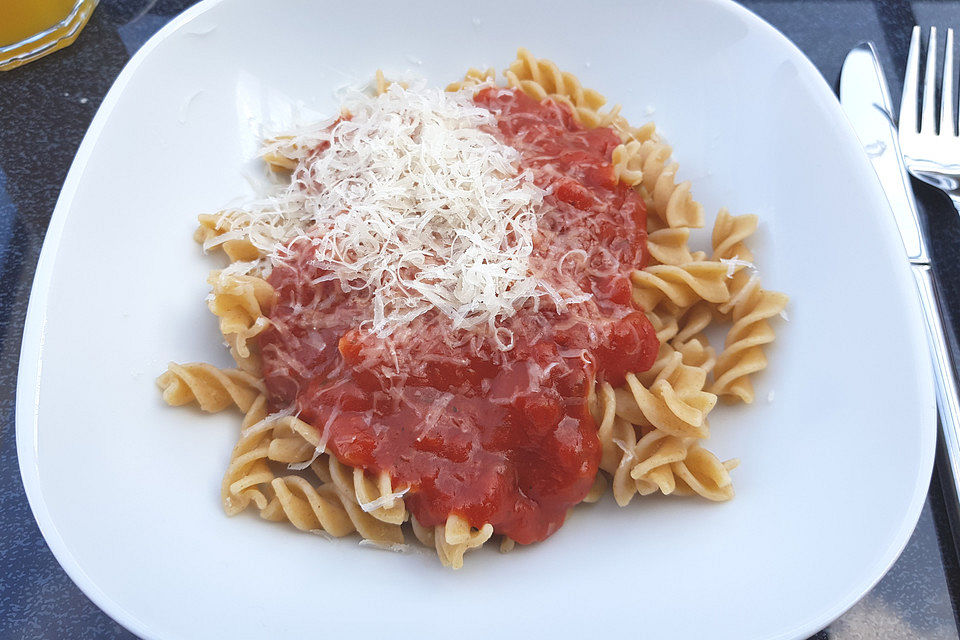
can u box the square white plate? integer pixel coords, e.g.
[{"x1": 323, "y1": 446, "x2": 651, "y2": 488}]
[{"x1": 17, "y1": 1, "x2": 936, "y2": 638}]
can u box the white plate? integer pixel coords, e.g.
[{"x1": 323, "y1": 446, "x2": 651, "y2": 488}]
[{"x1": 17, "y1": 1, "x2": 936, "y2": 638}]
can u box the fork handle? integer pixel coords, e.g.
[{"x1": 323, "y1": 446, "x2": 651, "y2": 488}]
[{"x1": 912, "y1": 264, "x2": 960, "y2": 516}]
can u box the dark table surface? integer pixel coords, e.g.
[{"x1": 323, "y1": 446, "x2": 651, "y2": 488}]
[{"x1": 2, "y1": 1, "x2": 960, "y2": 638}]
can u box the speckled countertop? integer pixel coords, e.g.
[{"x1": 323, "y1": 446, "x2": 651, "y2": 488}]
[{"x1": 1, "y1": 1, "x2": 960, "y2": 638}]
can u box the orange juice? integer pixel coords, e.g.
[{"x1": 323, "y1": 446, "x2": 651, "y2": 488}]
[{"x1": 0, "y1": 0, "x2": 96, "y2": 71}]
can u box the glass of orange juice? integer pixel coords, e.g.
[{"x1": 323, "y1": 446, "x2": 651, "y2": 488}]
[{"x1": 0, "y1": 0, "x2": 98, "y2": 71}]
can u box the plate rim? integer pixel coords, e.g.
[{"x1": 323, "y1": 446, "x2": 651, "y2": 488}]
[{"x1": 15, "y1": 1, "x2": 937, "y2": 639}]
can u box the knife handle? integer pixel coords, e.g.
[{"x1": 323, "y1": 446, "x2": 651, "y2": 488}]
[{"x1": 912, "y1": 264, "x2": 960, "y2": 510}]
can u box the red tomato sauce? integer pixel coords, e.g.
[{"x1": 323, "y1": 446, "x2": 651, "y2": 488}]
[{"x1": 259, "y1": 87, "x2": 659, "y2": 545}]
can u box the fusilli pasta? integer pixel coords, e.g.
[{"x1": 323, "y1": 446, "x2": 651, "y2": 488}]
[
  {"x1": 506, "y1": 48, "x2": 612, "y2": 128},
  {"x1": 710, "y1": 274, "x2": 789, "y2": 403},
  {"x1": 708, "y1": 209, "x2": 789, "y2": 402},
  {"x1": 157, "y1": 362, "x2": 263, "y2": 413},
  {"x1": 630, "y1": 262, "x2": 731, "y2": 312},
  {"x1": 221, "y1": 413, "x2": 406, "y2": 543},
  {"x1": 446, "y1": 67, "x2": 495, "y2": 92},
  {"x1": 195, "y1": 213, "x2": 262, "y2": 263},
  {"x1": 205, "y1": 271, "x2": 275, "y2": 360}
]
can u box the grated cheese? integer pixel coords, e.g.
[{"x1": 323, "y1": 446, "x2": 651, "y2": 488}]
[
  {"x1": 358, "y1": 539, "x2": 414, "y2": 553},
  {"x1": 286, "y1": 444, "x2": 324, "y2": 471},
  {"x1": 357, "y1": 487, "x2": 410, "y2": 513},
  {"x1": 309, "y1": 529, "x2": 335, "y2": 540},
  {"x1": 719, "y1": 256, "x2": 755, "y2": 278},
  {"x1": 212, "y1": 82, "x2": 554, "y2": 341},
  {"x1": 613, "y1": 438, "x2": 635, "y2": 462},
  {"x1": 726, "y1": 274, "x2": 760, "y2": 309},
  {"x1": 239, "y1": 406, "x2": 296, "y2": 438}
]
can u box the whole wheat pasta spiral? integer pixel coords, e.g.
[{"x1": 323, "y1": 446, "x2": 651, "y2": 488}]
[
  {"x1": 631, "y1": 262, "x2": 731, "y2": 312},
  {"x1": 645, "y1": 307, "x2": 680, "y2": 344},
  {"x1": 613, "y1": 348, "x2": 716, "y2": 440},
  {"x1": 206, "y1": 271, "x2": 275, "y2": 359},
  {"x1": 673, "y1": 302, "x2": 715, "y2": 350},
  {"x1": 627, "y1": 431, "x2": 738, "y2": 501},
  {"x1": 157, "y1": 362, "x2": 264, "y2": 413},
  {"x1": 195, "y1": 213, "x2": 262, "y2": 263},
  {"x1": 711, "y1": 208, "x2": 757, "y2": 263},
  {"x1": 635, "y1": 139, "x2": 705, "y2": 230},
  {"x1": 592, "y1": 381, "x2": 736, "y2": 504},
  {"x1": 506, "y1": 47, "x2": 611, "y2": 127},
  {"x1": 411, "y1": 515, "x2": 495, "y2": 570},
  {"x1": 710, "y1": 275, "x2": 789, "y2": 403},
  {"x1": 708, "y1": 209, "x2": 789, "y2": 403},
  {"x1": 221, "y1": 414, "x2": 409, "y2": 543},
  {"x1": 446, "y1": 67, "x2": 495, "y2": 92},
  {"x1": 647, "y1": 227, "x2": 705, "y2": 266}
]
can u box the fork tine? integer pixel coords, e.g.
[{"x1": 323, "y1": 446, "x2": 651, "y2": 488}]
[
  {"x1": 922, "y1": 27, "x2": 939, "y2": 134},
  {"x1": 943, "y1": 28, "x2": 956, "y2": 135},
  {"x1": 901, "y1": 26, "x2": 921, "y2": 134}
]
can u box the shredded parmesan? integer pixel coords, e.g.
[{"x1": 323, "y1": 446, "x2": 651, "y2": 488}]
[
  {"x1": 215, "y1": 82, "x2": 553, "y2": 340},
  {"x1": 719, "y1": 256, "x2": 755, "y2": 278},
  {"x1": 239, "y1": 406, "x2": 296, "y2": 438},
  {"x1": 726, "y1": 274, "x2": 760, "y2": 309},
  {"x1": 309, "y1": 529, "x2": 335, "y2": 540},
  {"x1": 612, "y1": 438, "x2": 634, "y2": 462},
  {"x1": 357, "y1": 487, "x2": 410, "y2": 513},
  {"x1": 286, "y1": 445, "x2": 324, "y2": 471},
  {"x1": 358, "y1": 539, "x2": 413, "y2": 553}
]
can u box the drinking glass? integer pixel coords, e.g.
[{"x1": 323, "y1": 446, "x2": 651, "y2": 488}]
[{"x1": 0, "y1": 0, "x2": 98, "y2": 71}]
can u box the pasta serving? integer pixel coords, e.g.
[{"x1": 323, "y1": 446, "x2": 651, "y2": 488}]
[{"x1": 158, "y1": 49, "x2": 788, "y2": 568}]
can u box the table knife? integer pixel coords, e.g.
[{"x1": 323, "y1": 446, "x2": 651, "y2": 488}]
[{"x1": 840, "y1": 42, "x2": 960, "y2": 519}]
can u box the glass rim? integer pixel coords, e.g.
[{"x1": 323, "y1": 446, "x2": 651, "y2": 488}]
[{"x1": 0, "y1": 0, "x2": 98, "y2": 63}]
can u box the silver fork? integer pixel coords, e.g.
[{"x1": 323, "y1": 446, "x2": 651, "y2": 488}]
[
  {"x1": 899, "y1": 26, "x2": 960, "y2": 525},
  {"x1": 900, "y1": 26, "x2": 960, "y2": 207}
]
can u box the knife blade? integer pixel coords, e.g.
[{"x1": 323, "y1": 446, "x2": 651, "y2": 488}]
[
  {"x1": 840, "y1": 42, "x2": 929, "y2": 263},
  {"x1": 841, "y1": 42, "x2": 960, "y2": 528}
]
